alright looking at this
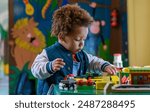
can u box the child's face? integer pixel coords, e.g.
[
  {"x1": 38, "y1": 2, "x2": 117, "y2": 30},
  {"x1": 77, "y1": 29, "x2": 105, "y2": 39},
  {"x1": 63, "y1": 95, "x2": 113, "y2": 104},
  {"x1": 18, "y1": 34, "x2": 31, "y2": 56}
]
[{"x1": 62, "y1": 26, "x2": 88, "y2": 53}]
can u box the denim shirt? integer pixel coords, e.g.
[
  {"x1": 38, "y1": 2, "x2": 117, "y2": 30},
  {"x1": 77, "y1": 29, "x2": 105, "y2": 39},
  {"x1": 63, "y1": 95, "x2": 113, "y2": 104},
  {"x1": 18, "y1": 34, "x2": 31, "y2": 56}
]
[{"x1": 72, "y1": 61, "x2": 80, "y2": 76}]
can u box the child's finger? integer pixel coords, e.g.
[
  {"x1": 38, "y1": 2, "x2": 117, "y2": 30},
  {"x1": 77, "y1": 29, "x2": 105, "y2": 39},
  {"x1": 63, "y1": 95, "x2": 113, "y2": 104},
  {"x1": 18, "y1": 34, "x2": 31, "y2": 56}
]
[
  {"x1": 53, "y1": 67, "x2": 61, "y2": 71},
  {"x1": 105, "y1": 66, "x2": 117, "y2": 75},
  {"x1": 55, "y1": 61, "x2": 65, "y2": 66},
  {"x1": 52, "y1": 65, "x2": 61, "y2": 71},
  {"x1": 52, "y1": 62, "x2": 65, "y2": 72},
  {"x1": 55, "y1": 58, "x2": 65, "y2": 65},
  {"x1": 111, "y1": 66, "x2": 118, "y2": 74},
  {"x1": 107, "y1": 68, "x2": 113, "y2": 75},
  {"x1": 55, "y1": 58, "x2": 64, "y2": 61},
  {"x1": 54, "y1": 64, "x2": 64, "y2": 69}
]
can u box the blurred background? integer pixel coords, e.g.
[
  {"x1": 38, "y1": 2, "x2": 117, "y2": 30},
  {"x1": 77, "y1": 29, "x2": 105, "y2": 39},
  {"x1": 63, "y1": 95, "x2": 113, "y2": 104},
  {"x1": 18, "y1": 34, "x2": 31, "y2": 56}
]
[{"x1": 0, "y1": 0, "x2": 8, "y2": 95}]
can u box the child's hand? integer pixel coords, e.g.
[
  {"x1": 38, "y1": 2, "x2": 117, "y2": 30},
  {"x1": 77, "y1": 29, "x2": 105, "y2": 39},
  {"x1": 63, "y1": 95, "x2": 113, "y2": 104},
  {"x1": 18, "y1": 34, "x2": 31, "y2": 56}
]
[
  {"x1": 52, "y1": 58, "x2": 66, "y2": 72},
  {"x1": 104, "y1": 65, "x2": 117, "y2": 75}
]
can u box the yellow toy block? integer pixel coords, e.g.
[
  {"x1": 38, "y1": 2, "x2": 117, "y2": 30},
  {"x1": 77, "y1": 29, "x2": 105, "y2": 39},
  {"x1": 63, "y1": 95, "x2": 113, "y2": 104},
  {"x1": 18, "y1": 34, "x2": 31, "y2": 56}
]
[
  {"x1": 95, "y1": 81, "x2": 107, "y2": 90},
  {"x1": 111, "y1": 75, "x2": 119, "y2": 84}
]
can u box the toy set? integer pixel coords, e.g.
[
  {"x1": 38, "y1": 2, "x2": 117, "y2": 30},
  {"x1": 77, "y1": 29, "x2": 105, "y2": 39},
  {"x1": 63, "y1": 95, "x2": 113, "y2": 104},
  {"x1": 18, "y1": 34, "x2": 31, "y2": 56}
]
[
  {"x1": 59, "y1": 66, "x2": 150, "y2": 95},
  {"x1": 59, "y1": 73, "x2": 119, "y2": 94}
]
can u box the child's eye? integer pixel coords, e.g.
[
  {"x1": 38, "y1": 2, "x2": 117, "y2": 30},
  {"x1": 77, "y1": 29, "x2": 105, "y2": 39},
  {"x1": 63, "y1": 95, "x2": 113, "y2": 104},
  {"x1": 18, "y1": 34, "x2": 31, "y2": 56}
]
[
  {"x1": 74, "y1": 36, "x2": 86, "y2": 41},
  {"x1": 75, "y1": 39, "x2": 81, "y2": 41}
]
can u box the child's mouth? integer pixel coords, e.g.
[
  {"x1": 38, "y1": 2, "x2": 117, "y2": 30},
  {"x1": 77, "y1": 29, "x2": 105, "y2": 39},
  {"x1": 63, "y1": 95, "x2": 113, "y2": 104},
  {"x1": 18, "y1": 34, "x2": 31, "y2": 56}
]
[{"x1": 75, "y1": 49, "x2": 82, "y2": 52}]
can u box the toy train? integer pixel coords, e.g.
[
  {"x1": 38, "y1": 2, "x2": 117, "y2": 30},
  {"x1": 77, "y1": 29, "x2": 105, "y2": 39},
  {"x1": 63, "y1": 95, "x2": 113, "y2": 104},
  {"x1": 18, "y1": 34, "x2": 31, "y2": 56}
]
[{"x1": 112, "y1": 66, "x2": 150, "y2": 93}]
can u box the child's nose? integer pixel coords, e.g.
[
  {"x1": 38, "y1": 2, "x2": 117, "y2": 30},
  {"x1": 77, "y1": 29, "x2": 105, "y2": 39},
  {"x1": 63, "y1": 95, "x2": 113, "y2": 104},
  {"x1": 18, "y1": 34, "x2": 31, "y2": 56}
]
[{"x1": 79, "y1": 41, "x2": 84, "y2": 47}]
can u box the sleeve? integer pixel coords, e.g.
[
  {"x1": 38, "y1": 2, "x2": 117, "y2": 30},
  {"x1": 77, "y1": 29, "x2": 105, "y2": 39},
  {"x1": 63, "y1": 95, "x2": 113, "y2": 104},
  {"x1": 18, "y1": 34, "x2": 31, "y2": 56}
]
[
  {"x1": 85, "y1": 51, "x2": 111, "y2": 73},
  {"x1": 31, "y1": 49, "x2": 55, "y2": 79}
]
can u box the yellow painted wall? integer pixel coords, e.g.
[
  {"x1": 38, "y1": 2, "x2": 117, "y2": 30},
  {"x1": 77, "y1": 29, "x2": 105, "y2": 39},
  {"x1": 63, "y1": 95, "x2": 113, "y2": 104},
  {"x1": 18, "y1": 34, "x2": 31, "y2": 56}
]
[{"x1": 127, "y1": 0, "x2": 150, "y2": 66}]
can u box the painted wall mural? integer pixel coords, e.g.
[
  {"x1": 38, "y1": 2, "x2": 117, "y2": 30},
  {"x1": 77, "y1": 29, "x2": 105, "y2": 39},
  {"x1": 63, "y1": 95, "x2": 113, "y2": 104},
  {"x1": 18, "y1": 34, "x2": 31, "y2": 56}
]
[
  {"x1": 9, "y1": 0, "x2": 58, "y2": 94},
  {"x1": 10, "y1": 17, "x2": 46, "y2": 70}
]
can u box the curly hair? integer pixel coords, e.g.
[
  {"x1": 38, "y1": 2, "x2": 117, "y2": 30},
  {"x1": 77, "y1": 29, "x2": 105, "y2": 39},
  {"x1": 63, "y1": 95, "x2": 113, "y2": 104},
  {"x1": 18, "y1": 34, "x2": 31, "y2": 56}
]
[{"x1": 51, "y1": 4, "x2": 93, "y2": 37}]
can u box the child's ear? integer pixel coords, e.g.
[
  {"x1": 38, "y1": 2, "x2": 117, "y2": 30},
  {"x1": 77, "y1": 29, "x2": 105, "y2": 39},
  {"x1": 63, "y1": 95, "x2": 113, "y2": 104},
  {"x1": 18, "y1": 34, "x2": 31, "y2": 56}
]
[{"x1": 58, "y1": 32, "x2": 65, "y2": 42}]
